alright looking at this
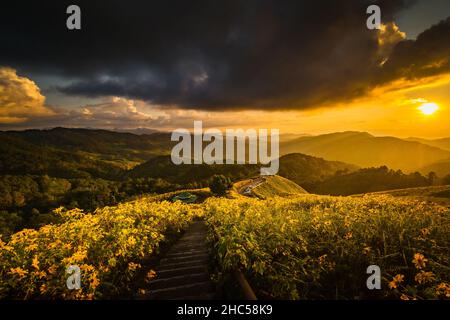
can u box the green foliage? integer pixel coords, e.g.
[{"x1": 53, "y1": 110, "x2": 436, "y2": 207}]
[
  {"x1": 250, "y1": 175, "x2": 308, "y2": 199},
  {"x1": 127, "y1": 155, "x2": 258, "y2": 185},
  {"x1": 0, "y1": 198, "x2": 202, "y2": 299},
  {"x1": 209, "y1": 175, "x2": 233, "y2": 196},
  {"x1": 0, "y1": 175, "x2": 180, "y2": 237},
  {"x1": 277, "y1": 153, "x2": 357, "y2": 191},
  {"x1": 205, "y1": 195, "x2": 450, "y2": 299}
]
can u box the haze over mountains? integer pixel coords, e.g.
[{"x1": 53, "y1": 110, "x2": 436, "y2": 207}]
[
  {"x1": 1, "y1": 128, "x2": 450, "y2": 179},
  {"x1": 406, "y1": 137, "x2": 450, "y2": 152},
  {"x1": 281, "y1": 131, "x2": 450, "y2": 174}
]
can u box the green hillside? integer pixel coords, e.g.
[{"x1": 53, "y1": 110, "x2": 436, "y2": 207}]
[
  {"x1": 277, "y1": 153, "x2": 358, "y2": 190},
  {"x1": 250, "y1": 175, "x2": 308, "y2": 199},
  {"x1": 128, "y1": 153, "x2": 357, "y2": 190},
  {"x1": 5, "y1": 127, "x2": 172, "y2": 161},
  {"x1": 0, "y1": 132, "x2": 127, "y2": 180},
  {"x1": 127, "y1": 155, "x2": 259, "y2": 185}
]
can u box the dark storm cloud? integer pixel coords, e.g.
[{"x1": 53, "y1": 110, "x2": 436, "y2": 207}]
[
  {"x1": 2, "y1": 0, "x2": 447, "y2": 111},
  {"x1": 380, "y1": 17, "x2": 450, "y2": 81}
]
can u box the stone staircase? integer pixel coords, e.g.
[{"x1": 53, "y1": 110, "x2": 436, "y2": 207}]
[{"x1": 143, "y1": 220, "x2": 216, "y2": 300}]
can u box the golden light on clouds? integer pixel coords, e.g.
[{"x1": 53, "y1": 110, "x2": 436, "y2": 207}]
[
  {"x1": 1, "y1": 66, "x2": 449, "y2": 139},
  {"x1": 0, "y1": 67, "x2": 54, "y2": 123}
]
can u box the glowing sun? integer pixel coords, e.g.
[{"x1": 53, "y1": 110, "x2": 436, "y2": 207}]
[{"x1": 418, "y1": 102, "x2": 439, "y2": 115}]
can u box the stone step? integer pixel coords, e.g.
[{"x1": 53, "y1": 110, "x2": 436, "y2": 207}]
[
  {"x1": 142, "y1": 220, "x2": 215, "y2": 300},
  {"x1": 173, "y1": 293, "x2": 216, "y2": 300},
  {"x1": 149, "y1": 272, "x2": 210, "y2": 290},
  {"x1": 156, "y1": 265, "x2": 208, "y2": 278},
  {"x1": 171, "y1": 244, "x2": 208, "y2": 251},
  {"x1": 160, "y1": 253, "x2": 209, "y2": 264},
  {"x1": 166, "y1": 249, "x2": 209, "y2": 257},
  {"x1": 157, "y1": 259, "x2": 208, "y2": 271},
  {"x1": 148, "y1": 281, "x2": 215, "y2": 300},
  {"x1": 178, "y1": 236, "x2": 205, "y2": 241},
  {"x1": 181, "y1": 231, "x2": 206, "y2": 239}
]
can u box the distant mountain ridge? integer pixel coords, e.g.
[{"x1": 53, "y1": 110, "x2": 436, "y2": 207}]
[
  {"x1": 406, "y1": 137, "x2": 450, "y2": 151},
  {"x1": 281, "y1": 131, "x2": 450, "y2": 174},
  {"x1": 2, "y1": 128, "x2": 450, "y2": 181},
  {"x1": 127, "y1": 153, "x2": 357, "y2": 191},
  {"x1": 4, "y1": 127, "x2": 173, "y2": 161}
]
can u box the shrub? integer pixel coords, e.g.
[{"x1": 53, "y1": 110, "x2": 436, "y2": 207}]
[{"x1": 209, "y1": 175, "x2": 233, "y2": 196}]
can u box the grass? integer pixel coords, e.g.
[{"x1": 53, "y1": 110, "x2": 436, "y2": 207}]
[{"x1": 251, "y1": 175, "x2": 308, "y2": 199}]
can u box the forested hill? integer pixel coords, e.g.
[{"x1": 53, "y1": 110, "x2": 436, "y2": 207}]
[
  {"x1": 4, "y1": 127, "x2": 172, "y2": 161},
  {"x1": 0, "y1": 128, "x2": 173, "y2": 180}
]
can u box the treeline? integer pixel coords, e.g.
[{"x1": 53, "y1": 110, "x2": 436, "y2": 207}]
[
  {"x1": 0, "y1": 175, "x2": 180, "y2": 238},
  {"x1": 310, "y1": 166, "x2": 436, "y2": 196}
]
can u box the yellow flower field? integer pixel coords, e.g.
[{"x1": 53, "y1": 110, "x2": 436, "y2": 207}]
[
  {"x1": 204, "y1": 194, "x2": 450, "y2": 299},
  {"x1": 0, "y1": 198, "x2": 201, "y2": 299},
  {"x1": 1, "y1": 192, "x2": 448, "y2": 300}
]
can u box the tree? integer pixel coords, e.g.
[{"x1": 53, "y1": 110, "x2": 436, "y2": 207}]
[
  {"x1": 427, "y1": 172, "x2": 437, "y2": 185},
  {"x1": 443, "y1": 174, "x2": 450, "y2": 185},
  {"x1": 209, "y1": 175, "x2": 233, "y2": 196}
]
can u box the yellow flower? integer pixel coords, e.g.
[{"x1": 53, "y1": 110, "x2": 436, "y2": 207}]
[
  {"x1": 344, "y1": 232, "x2": 353, "y2": 240},
  {"x1": 33, "y1": 270, "x2": 47, "y2": 279},
  {"x1": 363, "y1": 246, "x2": 371, "y2": 255},
  {"x1": 90, "y1": 273, "x2": 100, "y2": 289},
  {"x1": 150, "y1": 232, "x2": 159, "y2": 239},
  {"x1": 47, "y1": 264, "x2": 58, "y2": 275},
  {"x1": 108, "y1": 258, "x2": 117, "y2": 267},
  {"x1": 146, "y1": 269, "x2": 157, "y2": 282},
  {"x1": 25, "y1": 243, "x2": 38, "y2": 252},
  {"x1": 10, "y1": 267, "x2": 28, "y2": 278},
  {"x1": 420, "y1": 228, "x2": 430, "y2": 237},
  {"x1": 389, "y1": 274, "x2": 404, "y2": 289},
  {"x1": 128, "y1": 262, "x2": 141, "y2": 272},
  {"x1": 84, "y1": 293, "x2": 94, "y2": 300},
  {"x1": 436, "y1": 283, "x2": 450, "y2": 298},
  {"x1": 32, "y1": 255, "x2": 40, "y2": 270},
  {"x1": 414, "y1": 271, "x2": 435, "y2": 284},
  {"x1": 318, "y1": 254, "x2": 327, "y2": 266},
  {"x1": 412, "y1": 253, "x2": 427, "y2": 270},
  {"x1": 40, "y1": 284, "x2": 48, "y2": 294},
  {"x1": 127, "y1": 236, "x2": 137, "y2": 247},
  {"x1": 80, "y1": 264, "x2": 95, "y2": 272},
  {"x1": 70, "y1": 250, "x2": 88, "y2": 263}
]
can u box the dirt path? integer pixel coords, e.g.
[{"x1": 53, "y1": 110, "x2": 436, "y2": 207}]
[
  {"x1": 238, "y1": 177, "x2": 266, "y2": 196},
  {"x1": 141, "y1": 220, "x2": 216, "y2": 300}
]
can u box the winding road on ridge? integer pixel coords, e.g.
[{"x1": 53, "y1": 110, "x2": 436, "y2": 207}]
[{"x1": 238, "y1": 177, "x2": 266, "y2": 196}]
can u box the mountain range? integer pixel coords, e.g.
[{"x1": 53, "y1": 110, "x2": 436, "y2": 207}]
[
  {"x1": 280, "y1": 131, "x2": 450, "y2": 175},
  {"x1": 1, "y1": 128, "x2": 450, "y2": 181}
]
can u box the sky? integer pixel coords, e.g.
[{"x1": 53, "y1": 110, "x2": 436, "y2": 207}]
[{"x1": 0, "y1": 0, "x2": 449, "y2": 138}]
